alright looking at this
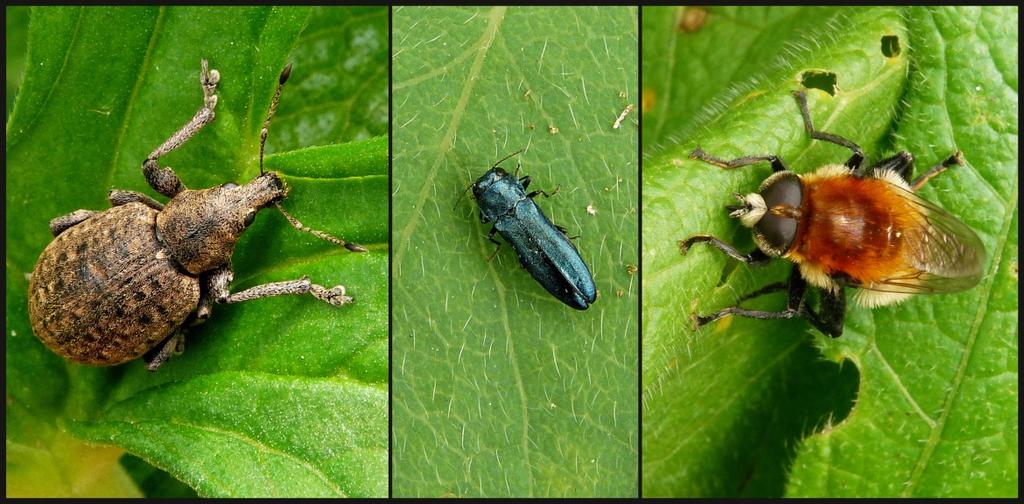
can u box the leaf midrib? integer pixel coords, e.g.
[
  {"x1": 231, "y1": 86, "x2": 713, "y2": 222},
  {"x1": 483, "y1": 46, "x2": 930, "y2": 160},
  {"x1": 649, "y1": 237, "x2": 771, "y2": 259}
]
[{"x1": 104, "y1": 7, "x2": 166, "y2": 197}]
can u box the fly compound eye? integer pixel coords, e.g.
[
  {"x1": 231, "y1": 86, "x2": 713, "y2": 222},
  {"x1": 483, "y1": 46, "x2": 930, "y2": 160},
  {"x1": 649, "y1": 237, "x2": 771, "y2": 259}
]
[
  {"x1": 243, "y1": 209, "x2": 257, "y2": 227},
  {"x1": 754, "y1": 214, "x2": 798, "y2": 254},
  {"x1": 754, "y1": 172, "x2": 803, "y2": 253}
]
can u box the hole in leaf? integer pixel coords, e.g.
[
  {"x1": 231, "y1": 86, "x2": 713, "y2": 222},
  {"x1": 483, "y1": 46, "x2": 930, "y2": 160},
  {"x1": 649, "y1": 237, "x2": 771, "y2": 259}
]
[
  {"x1": 800, "y1": 71, "x2": 837, "y2": 96},
  {"x1": 881, "y1": 35, "x2": 901, "y2": 57}
]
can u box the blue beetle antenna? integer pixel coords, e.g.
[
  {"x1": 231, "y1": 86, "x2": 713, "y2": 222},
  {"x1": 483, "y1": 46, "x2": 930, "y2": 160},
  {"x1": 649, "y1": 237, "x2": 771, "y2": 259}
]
[
  {"x1": 453, "y1": 181, "x2": 475, "y2": 211},
  {"x1": 492, "y1": 148, "x2": 525, "y2": 168}
]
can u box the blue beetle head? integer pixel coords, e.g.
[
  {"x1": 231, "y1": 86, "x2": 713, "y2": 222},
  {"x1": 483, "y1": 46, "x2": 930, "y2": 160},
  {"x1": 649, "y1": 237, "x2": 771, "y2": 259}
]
[{"x1": 472, "y1": 167, "x2": 508, "y2": 200}]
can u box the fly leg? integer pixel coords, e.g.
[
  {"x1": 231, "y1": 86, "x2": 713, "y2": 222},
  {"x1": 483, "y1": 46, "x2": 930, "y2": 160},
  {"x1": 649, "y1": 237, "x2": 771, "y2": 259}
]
[
  {"x1": 692, "y1": 268, "x2": 846, "y2": 337},
  {"x1": 911, "y1": 151, "x2": 964, "y2": 191},
  {"x1": 861, "y1": 151, "x2": 914, "y2": 181},
  {"x1": 678, "y1": 235, "x2": 772, "y2": 266},
  {"x1": 690, "y1": 147, "x2": 790, "y2": 173},
  {"x1": 142, "y1": 59, "x2": 220, "y2": 197},
  {"x1": 793, "y1": 90, "x2": 865, "y2": 170}
]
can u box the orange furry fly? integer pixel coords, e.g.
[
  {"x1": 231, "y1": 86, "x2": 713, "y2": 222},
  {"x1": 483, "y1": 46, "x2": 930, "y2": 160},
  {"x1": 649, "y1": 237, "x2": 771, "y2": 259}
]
[{"x1": 679, "y1": 90, "x2": 985, "y2": 337}]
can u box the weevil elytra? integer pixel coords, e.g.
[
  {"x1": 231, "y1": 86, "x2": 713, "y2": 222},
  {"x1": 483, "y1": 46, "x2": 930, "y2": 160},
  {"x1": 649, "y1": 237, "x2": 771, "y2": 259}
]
[
  {"x1": 468, "y1": 151, "x2": 598, "y2": 310},
  {"x1": 28, "y1": 59, "x2": 366, "y2": 371}
]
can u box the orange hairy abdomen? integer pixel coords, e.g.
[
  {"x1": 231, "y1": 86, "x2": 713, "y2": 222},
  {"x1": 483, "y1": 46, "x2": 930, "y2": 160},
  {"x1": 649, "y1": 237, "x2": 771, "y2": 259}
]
[{"x1": 791, "y1": 176, "x2": 914, "y2": 284}]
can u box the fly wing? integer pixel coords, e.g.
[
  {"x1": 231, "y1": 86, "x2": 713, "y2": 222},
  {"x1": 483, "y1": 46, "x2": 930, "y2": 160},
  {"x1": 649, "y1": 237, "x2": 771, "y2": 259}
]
[{"x1": 857, "y1": 185, "x2": 986, "y2": 294}]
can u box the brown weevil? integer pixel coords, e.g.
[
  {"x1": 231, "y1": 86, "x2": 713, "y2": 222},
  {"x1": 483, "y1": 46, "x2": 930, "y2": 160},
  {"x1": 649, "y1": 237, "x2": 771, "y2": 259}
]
[{"x1": 28, "y1": 59, "x2": 366, "y2": 371}]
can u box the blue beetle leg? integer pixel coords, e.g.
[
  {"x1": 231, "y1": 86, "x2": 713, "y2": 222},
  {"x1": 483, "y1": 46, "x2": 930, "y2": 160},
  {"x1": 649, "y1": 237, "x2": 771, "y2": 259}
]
[
  {"x1": 520, "y1": 174, "x2": 531, "y2": 189},
  {"x1": 485, "y1": 227, "x2": 502, "y2": 261},
  {"x1": 527, "y1": 184, "x2": 560, "y2": 199},
  {"x1": 554, "y1": 223, "x2": 581, "y2": 241},
  {"x1": 679, "y1": 234, "x2": 771, "y2": 266}
]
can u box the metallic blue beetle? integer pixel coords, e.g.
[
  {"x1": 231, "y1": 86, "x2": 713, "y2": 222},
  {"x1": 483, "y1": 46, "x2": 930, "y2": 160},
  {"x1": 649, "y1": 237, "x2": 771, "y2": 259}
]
[{"x1": 470, "y1": 152, "x2": 598, "y2": 310}]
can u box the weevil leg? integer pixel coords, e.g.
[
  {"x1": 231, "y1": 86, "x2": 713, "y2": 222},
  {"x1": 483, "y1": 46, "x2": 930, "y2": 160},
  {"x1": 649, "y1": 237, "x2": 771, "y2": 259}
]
[
  {"x1": 862, "y1": 151, "x2": 914, "y2": 181},
  {"x1": 144, "y1": 330, "x2": 184, "y2": 372},
  {"x1": 527, "y1": 184, "x2": 560, "y2": 199},
  {"x1": 49, "y1": 210, "x2": 96, "y2": 236},
  {"x1": 678, "y1": 234, "x2": 772, "y2": 266},
  {"x1": 690, "y1": 147, "x2": 790, "y2": 173},
  {"x1": 520, "y1": 174, "x2": 531, "y2": 189},
  {"x1": 108, "y1": 189, "x2": 164, "y2": 210},
  {"x1": 911, "y1": 151, "x2": 964, "y2": 191},
  {"x1": 196, "y1": 263, "x2": 234, "y2": 322},
  {"x1": 214, "y1": 275, "x2": 353, "y2": 307},
  {"x1": 793, "y1": 90, "x2": 865, "y2": 170},
  {"x1": 142, "y1": 59, "x2": 220, "y2": 197}
]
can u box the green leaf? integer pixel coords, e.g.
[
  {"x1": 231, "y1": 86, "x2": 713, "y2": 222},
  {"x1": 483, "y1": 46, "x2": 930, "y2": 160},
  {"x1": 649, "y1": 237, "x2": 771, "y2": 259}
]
[
  {"x1": 642, "y1": 6, "x2": 1017, "y2": 498},
  {"x1": 5, "y1": 6, "x2": 30, "y2": 119},
  {"x1": 641, "y1": 6, "x2": 845, "y2": 154},
  {"x1": 6, "y1": 6, "x2": 388, "y2": 497},
  {"x1": 392, "y1": 6, "x2": 638, "y2": 498}
]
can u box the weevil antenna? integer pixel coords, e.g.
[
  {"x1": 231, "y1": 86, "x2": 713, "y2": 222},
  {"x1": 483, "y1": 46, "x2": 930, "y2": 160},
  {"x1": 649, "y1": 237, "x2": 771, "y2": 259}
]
[
  {"x1": 260, "y1": 63, "x2": 292, "y2": 175},
  {"x1": 274, "y1": 201, "x2": 367, "y2": 253}
]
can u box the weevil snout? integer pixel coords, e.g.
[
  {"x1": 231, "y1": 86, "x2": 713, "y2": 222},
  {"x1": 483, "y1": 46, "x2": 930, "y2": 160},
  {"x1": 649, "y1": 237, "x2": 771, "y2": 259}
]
[{"x1": 251, "y1": 171, "x2": 287, "y2": 205}]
